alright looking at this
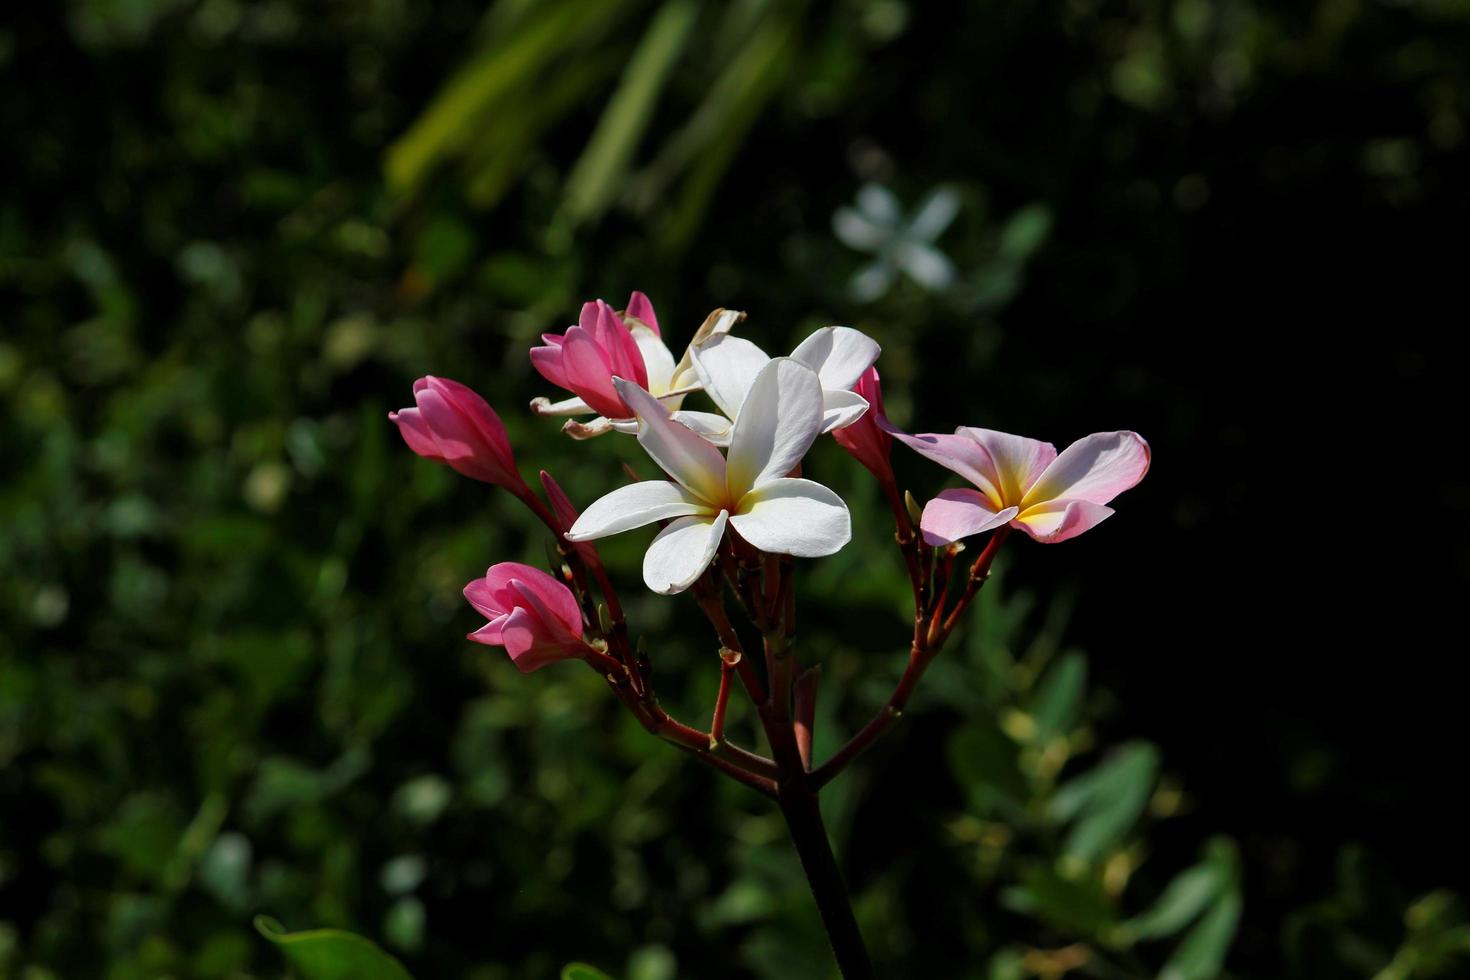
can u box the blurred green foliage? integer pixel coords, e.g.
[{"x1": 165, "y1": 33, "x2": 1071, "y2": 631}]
[{"x1": 3, "y1": 0, "x2": 1469, "y2": 977}]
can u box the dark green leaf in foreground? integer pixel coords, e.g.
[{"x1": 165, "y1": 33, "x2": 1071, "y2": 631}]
[
  {"x1": 1159, "y1": 887, "x2": 1244, "y2": 980},
  {"x1": 1124, "y1": 838, "x2": 1238, "y2": 941},
  {"x1": 254, "y1": 916, "x2": 415, "y2": 980},
  {"x1": 562, "y1": 964, "x2": 615, "y2": 980},
  {"x1": 1050, "y1": 742, "x2": 1160, "y2": 864}
]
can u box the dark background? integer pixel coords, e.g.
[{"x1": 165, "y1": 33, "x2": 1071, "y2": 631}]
[{"x1": 2, "y1": 0, "x2": 1466, "y2": 976}]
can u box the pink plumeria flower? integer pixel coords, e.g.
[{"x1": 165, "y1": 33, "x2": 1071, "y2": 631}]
[
  {"x1": 529, "y1": 293, "x2": 739, "y2": 440},
  {"x1": 687, "y1": 326, "x2": 880, "y2": 446},
  {"x1": 565, "y1": 359, "x2": 851, "y2": 595},
  {"x1": 463, "y1": 562, "x2": 589, "y2": 672},
  {"x1": 830, "y1": 366, "x2": 893, "y2": 484},
  {"x1": 893, "y1": 427, "x2": 1150, "y2": 545},
  {"x1": 390, "y1": 376, "x2": 523, "y2": 490}
]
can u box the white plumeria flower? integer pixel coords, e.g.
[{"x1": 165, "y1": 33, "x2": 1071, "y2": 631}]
[
  {"x1": 686, "y1": 326, "x2": 881, "y2": 447},
  {"x1": 565, "y1": 358, "x2": 852, "y2": 595},
  {"x1": 833, "y1": 183, "x2": 961, "y2": 302}
]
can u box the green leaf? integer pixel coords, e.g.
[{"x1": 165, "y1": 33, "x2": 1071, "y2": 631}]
[
  {"x1": 562, "y1": 965, "x2": 615, "y2": 980},
  {"x1": 254, "y1": 916, "x2": 415, "y2": 980},
  {"x1": 1003, "y1": 865, "x2": 1117, "y2": 936},
  {"x1": 631, "y1": 6, "x2": 799, "y2": 248},
  {"x1": 627, "y1": 944, "x2": 677, "y2": 980},
  {"x1": 948, "y1": 722, "x2": 1028, "y2": 818},
  {"x1": 385, "y1": 0, "x2": 629, "y2": 197},
  {"x1": 1160, "y1": 886, "x2": 1243, "y2": 980},
  {"x1": 1031, "y1": 652, "x2": 1087, "y2": 743},
  {"x1": 383, "y1": 896, "x2": 426, "y2": 953},
  {"x1": 1050, "y1": 742, "x2": 1159, "y2": 864},
  {"x1": 998, "y1": 204, "x2": 1052, "y2": 259},
  {"x1": 1123, "y1": 863, "x2": 1225, "y2": 941},
  {"x1": 561, "y1": 0, "x2": 700, "y2": 227}
]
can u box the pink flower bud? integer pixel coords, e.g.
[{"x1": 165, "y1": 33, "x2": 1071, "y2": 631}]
[
  {"x1": 389, "y1": 376, "x2": 523, "y2": 490},
  {"x1": 529, "y1": 297, "x2": 650, "y2": 419},
  {"x1": 539, "y1": 470, "x2": 598, "y2": 562},
  {"x1": 832, "y1": 366, "x2": 894, "y2": 484},
  {"x1": 463, "y1": 562, "x2": 589, "y2": 672}
]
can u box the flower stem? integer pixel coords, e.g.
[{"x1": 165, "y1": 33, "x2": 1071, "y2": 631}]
[{"x1": 776, "y1": 788, "x2": 875, "y2": 979}]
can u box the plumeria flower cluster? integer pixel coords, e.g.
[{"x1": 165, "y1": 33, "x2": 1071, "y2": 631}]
[{"x1": 391, "y1": 289, "x2": 1148, "y2": 976}]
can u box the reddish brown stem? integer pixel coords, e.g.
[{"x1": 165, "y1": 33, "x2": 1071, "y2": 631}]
[
  {"x1": 694, "y1": 587, "x2": 768, "y2": 706},
  {"x1": 812, "y1": 527, "x2": 1010, "y2": 790},
  {"x1": 933, "y1": 527, "x2": 1009, "y2": 645},
  {"x1": 710, "y1": 661, "x2": 734, "y2": 745},
  {"x1": 795, "y1": 667, "x2": 820, "y2": 771},
  {"x1": 604, "y1": 672, "x2": 779, "y2": 788},
  {"x1": 699, "y1": 545, "x2": 872, "y2": 976}
]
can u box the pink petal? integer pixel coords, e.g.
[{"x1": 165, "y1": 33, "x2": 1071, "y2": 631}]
[
  {"x1": 1012, "y1": 499, "x2": 1114, "y2": 543},
  {"x1": 508, "y1": 578, "x2": 585, "y2": 646},
  {"x1": 508, "y1": 566, "x2": 585, "y2": 637},
  {"x1": 389, "y1": 406, "x2": 442, "y2": 460},
  {"x1": 1023, "y1": 431, "x2": 1150, "y2": 507},
  {"x1": 426, "y1": 376, "x2": 514, "y2": 457},
  {"x1": 919, "y1": 488, "x2": 1018, "y2": 546},
  {"x1": 499, "y1": 608, "x2": 578, "y2": 672},
  {"x1": 413, "y1": 377, "x2": 520, "y2": 487},
  {"x1": 562, "y1": 326, "x2": 627, "y2": 419},
  {"x1": 955, "y1": 427, "x2": 1057, "y2": 502},
  {"x1": 530, "y1": 342, "x2": 570, "y2": 390},
  {"x1": 480, "y1": 562, "x2": 556, "y2": 611},
  {"x1": 591, "y1": 300, "x2": 648, "y2": 389},
  {"x1": 831, "y1": 366, "x2": 893, "y2": 481},
  {"x1": 466, "y1": 613, "x2": 510, "y2": 646},
  {"x1": 887, "y1": 427, "x2": 1004, "y2": 506},
  {"x1": 625, "y1": 291, "x2": 660, "y2": 336},
  {"x1": 463, "y1": 577, "x2": 508, "y2": 619}
]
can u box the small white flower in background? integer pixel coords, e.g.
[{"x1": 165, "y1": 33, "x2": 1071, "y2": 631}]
[
  {"x1": 833, "y1": 183, "x2": 961, "y2": 302},
  {"x1": 565, "y1": 359, "x2": 852, "y2": 595},
  {"x1": 684, "y1": 326, "x2": 881, "y2": 447}
]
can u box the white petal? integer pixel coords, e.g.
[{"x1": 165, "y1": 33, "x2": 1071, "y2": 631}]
[
  {"x1": 566, "y1": 481, "x2": 713, "y2": 540},
  {"x1": 790, "y1": 326, "x2": 882, "y2": 393},
  {"x1": 670, "y1": 411, "x2": 734, "y2": 446},
  {"x1": 530, "y1": 395, "x2": 593, "y2": 417},
  {"x1": 729, "y1": 478, "x2": 850, "y2": 558},
  {"x1": 819, "y1": 388, "x2": 870, "y2": 433},
  {"x1": 832, "y1": 207, "x2": 889, "y2": 251},
  {"x1": 613, "y1": 377, "x2": 727, "y2": 504},
  {"x1": 849, "y1": 262, "x2": 894, "y2": 302},
  {"x1": 856, "y1": 183, "x2": 902, "y2": 226},
  {"x1": 895, "y1": 241, "x2": 955, "y2": 290},
  {"x1": 689, "y1": 334, "x2": 770, "y2": 421},
  {"x1": 643, "y1": 511, "x2": 728, "y2": 595},
  {"x1": 725, "y1": 358, "x2": 824, "y2": 500},
  {"x1": 669, "y1": 308, "x2": 743, "y2": 392},
  {"x1": 907, "y1": 186, "x2": 961, "y2": 241},
  {"x1": 609, "y1": 410, "x2": 732, "y2": 445},
  {"x1": 631, "y1": 324, "x2": 677, "y2": 395}
]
